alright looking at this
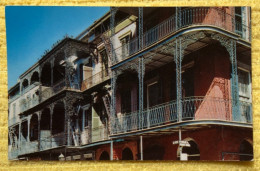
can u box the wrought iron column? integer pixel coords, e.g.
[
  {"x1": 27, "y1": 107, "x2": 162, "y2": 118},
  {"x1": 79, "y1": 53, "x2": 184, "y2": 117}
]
[
  {"x1": 50, "y1": 105, "x2": 53, "y2": 148},
  {"x1": 110, "y1": 7, "x2": 117, "y2": 64},
  {"x1": 175, "y1": 38, "x2": 182, "y2": 122},
  {"x1": 110, "y1": 70, "x2": 118, "y2": 134},
  {"x1": 38, "y1": 112, "x2": 41, "y2": 150},
  {"x1": 211, "y1": 34, "x2": 240, "y2": 122},
  {"x1": 139, "y1": 7, "x2": 143, "y2": 49},
  {"x1": 138, "y1": 56, "x2": 145, "y2": 129},
  {"x1": 51, "y1": 58, "x2": 54, "y2": 86},
  {"x1": 230, "y1": 40, "x2": 240, "y2": 121},
  {"x1": 18, "y1": 122, "x2": 21, "y2": 150},
  {"x1": 140, "y1": 135, "x2": 143, "y2": 160},
  {"x1": 27, "y1": 116, "x2": 31, "y2": 142}
]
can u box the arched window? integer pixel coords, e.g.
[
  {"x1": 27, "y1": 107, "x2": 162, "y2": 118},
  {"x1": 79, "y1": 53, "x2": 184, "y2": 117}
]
[
  {"x1": 22, "y1": 79, "x2": 29, "y2": 91},
  {"x1": 41, "y1": 62, "x2": 51, "y2": 86},
  {"x1": 30, "y1": 71, "x2": 39, "y2": 84},
  {"x1": 30, "y1": 114, "x2": 38, "y2": 141},
  {"x1": 99, "y1": 151, "x2": 110, "y2": 160},
  {"x1": 52, "y1": 102, "x2": 65, "y2": 135},
  {"x1": 41, "y1": 108, "x2": 51, "y2": 130},
  {"x1": 240, "y1": 139, "x2": 253, "y2": 161},
  {"x1": 122, "y1": 147, "x2": 133, "y2": 160},
  {"x1": 53, "y1": 52, "x2": 65, "y2": 85}
]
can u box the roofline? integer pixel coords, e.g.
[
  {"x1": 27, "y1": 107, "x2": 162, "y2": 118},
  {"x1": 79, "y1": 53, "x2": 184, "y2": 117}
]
[
  {"x1": 8, "y1": 82, "x2": 20, "y2": 93},
  {"x1": 76, "y1": 10, "x2": 111, "y2": 40}
]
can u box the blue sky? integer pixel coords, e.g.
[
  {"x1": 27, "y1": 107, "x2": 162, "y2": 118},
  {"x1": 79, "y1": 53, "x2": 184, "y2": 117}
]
[{"x1": 6, "y1": 6, "x2": 109, "y2": 89}]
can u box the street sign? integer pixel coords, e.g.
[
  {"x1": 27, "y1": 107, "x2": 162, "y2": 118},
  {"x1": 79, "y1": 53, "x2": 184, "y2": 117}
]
[
  {"x1": 172, "y1": 140, "x2": 191, "y2": 147},
  {"x1": 180, "y1": 153, "x2": 188, "y2": 161}
]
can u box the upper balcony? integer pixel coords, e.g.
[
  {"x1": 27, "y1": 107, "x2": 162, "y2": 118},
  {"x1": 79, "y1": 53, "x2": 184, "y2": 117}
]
[
  {"x1": 111, "y1": 7, "x2": 251, "y2": 66},
  {"x1": 81, "y1": 69, "x2": 111, "y2": 91},
  {"x1": 111, "y1": 96, "x2": 252, "y2": 136}
]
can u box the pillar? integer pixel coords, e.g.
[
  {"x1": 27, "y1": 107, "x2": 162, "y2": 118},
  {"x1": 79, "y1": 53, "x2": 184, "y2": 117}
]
[
  {"x1": 139, "y1": 7, "x2": 143, "y2": 49},
  {"x1": 18, "y1": 122, "x2": 21, "y2": 150},
  {"x1": 51, "y1": 59, "x2": 54, "y2": 86},
  {"x1": 110, "y1": 7, "x2": 117, "y2": 64},
  {"x1": 140, "y1": 136, "x2": 143, "y2": 160},
  {"x1": 110, "y1": 70, "x2": 117, "y2": 134},
  {"x1": 138, "y1": 57, "x2": 145, "y2": 129},
  {"x1": 110, "y1": 140, "x2": 113, "y2": 160},
  {"x1": 50, "y1": 105, "x2": 54, "y2": 148},
  {"x1": 27, "y1": 116, "x2": 31, "y2": 142},
  {"x1": 175, "y1": 38, "x2": 182, "y2": 122},
  {"x1": 38, "y1": 111, "x2": 41, "y2": 150},
  {"x1": 230, "y1": 40, "x2": 241, "y2": 121}
]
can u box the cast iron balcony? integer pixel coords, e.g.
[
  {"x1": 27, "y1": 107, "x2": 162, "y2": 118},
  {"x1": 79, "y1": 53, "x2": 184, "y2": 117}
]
[
  {"x1": 81, "y1": 69, "x2": 111, "y2": 91},
  {"x1": 111, "y1": 96, "x2": 252, "y2": 135},
  {"x1": 77, "y1": 125, "x2": 109, "y2": 146},
  {"x1": 111, "y1": 7, "x2": 251, "y2": 66}
]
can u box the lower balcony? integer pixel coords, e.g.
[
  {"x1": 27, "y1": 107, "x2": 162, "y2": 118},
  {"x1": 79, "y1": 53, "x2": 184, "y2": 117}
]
[
  {"x1": 19, "y1": 140, "x2": 39, "y2": 156},
  {"x1": 39, "y1": 132, "x2": 66, "y2": 151},
  {"x1": 77, "y1": 125, "x2": 109, "y2": 146},
  {"x1": 111, "y1": 96, "x2": 252, "y2": 135}
]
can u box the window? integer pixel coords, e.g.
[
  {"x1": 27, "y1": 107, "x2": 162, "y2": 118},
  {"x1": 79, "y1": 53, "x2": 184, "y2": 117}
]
[
  {"x1": 238, "y1": 68, "x2": 250, "y2": 99},
  {"x1": 235, "y1": 7, "x2": 246, "y2": 37},
  {"x1": 120, "y1": 35, "x2": 130, "y2": 58}
]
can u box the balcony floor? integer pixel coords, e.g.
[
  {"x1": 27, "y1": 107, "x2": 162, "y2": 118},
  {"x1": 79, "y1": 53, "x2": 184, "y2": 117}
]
[{"x1": 110, "y1": 119, "x2": 252, "y2": 139}]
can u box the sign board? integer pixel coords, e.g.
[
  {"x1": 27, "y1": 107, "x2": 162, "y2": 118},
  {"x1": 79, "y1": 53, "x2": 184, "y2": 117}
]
[
  {"x1": 84, "y1": 153, "x2": 93, "y2": 159},
  {"x1": 172, "y1": 140, "x2": 191, "y2": 147},
  {"x1": 73, "y1": 155, "x2": 81, "y2": 160},
  {"x1": 66, "y1": 156, "x2": 72, "y2": 161},
  {"x1": 180, "y1": 153, "x2": 188, "y2": 161}
]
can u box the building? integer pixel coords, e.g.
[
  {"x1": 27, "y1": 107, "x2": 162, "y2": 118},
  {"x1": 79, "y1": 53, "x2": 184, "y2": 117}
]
[{"x1": 8, "y1": 7, "x2": 252, "y2": 161}]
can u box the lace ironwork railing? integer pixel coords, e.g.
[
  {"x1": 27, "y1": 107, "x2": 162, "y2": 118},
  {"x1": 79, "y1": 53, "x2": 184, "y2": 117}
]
[
  {"x1": 111, "y1": 96, "x2": 252, "y2": 134},
  {"x1": 81, "y1": 70, "x2": 111, "y2": 91},
  {"x1": 39, "y1": 132, "x2": 66, "y2": 151},
  {"x1": 111, "y1": 7, "x2": 251, "y2": 65},
  {"x1": 19, "y1": 140, "x2": 39, "y2": 155},
  {"x1": 78, "y1": 125, "x2": 108, "y2": 145}
]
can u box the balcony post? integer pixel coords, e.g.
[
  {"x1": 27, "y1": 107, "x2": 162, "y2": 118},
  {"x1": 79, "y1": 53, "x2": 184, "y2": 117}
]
[
  {"x1": 211, "y1": 34, "x2": 241, "y2": 122},
  {"x1": 110, "y1": 140, "x2": 113, "y2": 160},
  {"x1": 230, "y1": 40, "x2": 241, "y2": 121},
  {"x1": 139, "y1": 7, "x2": 143, "y2": 49},
  {"x1": 175, "y1": 38, "x2": 182, "y2": 122},
  {"x1": 138, "y1": 56, "x2": 145, "y2": 129},
  {"x1": 140, "y1": 135, "x2": 143, "y2": 160},
  {"x1": 18, "y1": 122, "x2": 21, "y2": 150},
  {"x1": 51, "y1": 58, "x2": 54, "y2": 87},
  {"x1": 50, "y1": 104, "x2": 54, "y2": 148},
  {"x1": 27, "y1": 115, "x2": 31, "y2": 142},
  {"x1": 110, "y1": 70, "x2": 117, "y2": 134},
  {"x1": 110, "y1": 7, "x2": 117, "y2": 64},
  {"x1": 38, "y1": 111, "x2": 41, "y2": 151}
]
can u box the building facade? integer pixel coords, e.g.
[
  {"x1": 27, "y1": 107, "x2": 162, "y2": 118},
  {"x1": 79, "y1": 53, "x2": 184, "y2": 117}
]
[{"x1": 8, "y1": 7, "x2": 252, "y2": 161}]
